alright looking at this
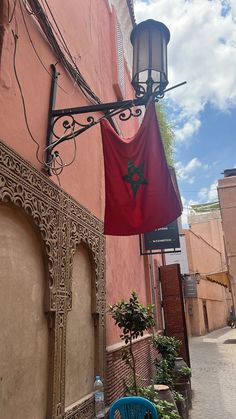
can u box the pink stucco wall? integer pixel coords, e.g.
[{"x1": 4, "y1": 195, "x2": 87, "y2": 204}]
[
  {"x1": 0, "y1": 0, "x2": 138, "y2": 212},
  {"x1": 184, "y1": 229, "x2": 224, "y2": 274},
  {"x1": 0, "y1": 0, "x2": 161, "y2": 347},
  {"x1": 218, "y1": 174, "x2": 236, "y2": 308},
  {"x1": 188, "y1": 210, "x2": 226, "y2": 265}
]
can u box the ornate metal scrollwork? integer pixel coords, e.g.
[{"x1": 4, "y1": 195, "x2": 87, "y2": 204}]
[
  {"x1": 132, "y1": 83, "x2": 146, "y2": 99},
  {"x1": 51, "y1": 114, "x2": 96, "y2": 140},
  {"x1": 46, "y1": 64, "x2": 186, "y2": 174},
  {"x1": 119, "y1": 107, "x2": 142, "y2": 121}
]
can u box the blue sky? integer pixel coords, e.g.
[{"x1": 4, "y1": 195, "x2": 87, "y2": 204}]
[{"x1": 134, "y1": 0, "x2": 236, "y2": 224}]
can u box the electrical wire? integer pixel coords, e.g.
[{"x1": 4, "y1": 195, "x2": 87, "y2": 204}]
[
  {"x1": 43, "y1": 0, "x2": 75, "y2": 61},
  {"x1": 12, "y1": 30, "x2": 76, "y2": 174},
  {"x1": 25, "y1": 0, "x2": 101, "y2": 104},
  {"x1": 42, "y1": 0, "x2": 83, "y2": 94},
  {"x1": 12, "y1": 0, "x2": 132, "y2": 174},
  {"x1": 12, "y1": 30, "x2": 42, "y2": 163},
  {"x1": 19, "y1": 0, "x2": 74, "y2": 95},
  {"x1": 7, "y1": 0, "x2": 18, "y2": 23},
  {"x1": 49, "y1": 137, "x2": 77, "y2": 173},
  {"x1": 22, "y1": 0, "x2": 40, "y2": 15}
]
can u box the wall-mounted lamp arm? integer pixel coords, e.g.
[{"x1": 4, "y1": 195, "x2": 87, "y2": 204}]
[{"x1": 45, "y1": 64, "x2": 186, "y2": 174}]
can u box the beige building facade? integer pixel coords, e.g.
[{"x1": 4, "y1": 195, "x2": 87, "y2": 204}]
[
  {"x1": 218, "y1": 170, "x2": 236, "y2": 310},
  {"x1": 183, "y1": 209, "x2": 232, "y2": 336}
]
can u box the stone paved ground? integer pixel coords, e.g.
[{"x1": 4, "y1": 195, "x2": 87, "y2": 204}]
[{"x1": 189, "y1": 327, "x2": 236, "y2": 419}]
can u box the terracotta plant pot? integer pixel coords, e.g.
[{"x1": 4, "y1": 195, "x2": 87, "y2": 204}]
[
  {"x1": 173, "y1": 357, "x2": 191, "y2": 383},
  {"x1": 176, "y1": 398, "x2": 188, "y2": 419}
]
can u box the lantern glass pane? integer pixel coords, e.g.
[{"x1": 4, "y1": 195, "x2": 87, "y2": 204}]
[
  {"x1": 150, "y1": 71, "x2": 161, "y2": 84},
  {"x1": 133, "y1": 28, "x2": 149, "y2": 77},
  {"x1": 139, "y1": 69, "x2": 149, "y2": 83},
  {"x1": 162, "y1": 37, "x2": 168, "y2": 79},
  {"x1": 150, "y1": 29, "x2": 162, "y2": 72}
]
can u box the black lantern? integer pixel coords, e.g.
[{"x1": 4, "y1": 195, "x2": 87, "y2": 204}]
[{"x1": 130, "y1": 19, "x2": 170, "y2": 100}]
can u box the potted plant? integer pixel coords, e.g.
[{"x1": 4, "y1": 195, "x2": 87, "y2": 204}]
[
  {"x1": 153, "y1": 335, "x2": 181, "y2": 369},
  {"x1": 109, "y1": 291, "x2": 155, "y2": 395},
  {"x1": 175, "y1": 366, "x2": 191, "y2": 382},
  {"x1": 152, "y1": 335, "x2": 191, "y2": 418},
  {"x1": 153, "y1": 335, "x2": 182, "y2": 390},
  {"x1": 173, "y1": 362, "x2": 192, "y2": 412},
  {"x1": 136, "y1": 385, "x2": 180, "y2": 419},
  {"x1": 172, "y1": 390, "x2": 187, "y2": 419}
]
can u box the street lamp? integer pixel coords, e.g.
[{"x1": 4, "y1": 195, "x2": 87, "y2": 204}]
[
  {"x1": 131, "y1": 19, "x2": 170, "y2": 100},
  {"x1": 46, "y1": 19, "x2": 185, "y2": 172}
]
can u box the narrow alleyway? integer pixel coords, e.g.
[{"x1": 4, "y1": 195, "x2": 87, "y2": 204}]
[{"x1": 189, "y1": 327, "x2": 236, "y2": 419}]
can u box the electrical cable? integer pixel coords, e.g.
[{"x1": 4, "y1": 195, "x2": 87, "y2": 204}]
[
  {"x1": 43, "y1": 0, "x2": 75, "y2": 59},
  {"x1": 12, "y1": 30, "x2": 76, "y2": 174},
  {"x1": 22, "y1": 0, "x2": 40, "y2": 15},
  {"x1": 12, "y1": 0, "x2": 132, "y2": 174},
  {"x1": 7, "y1": 0, "x2": 18, "y2": 23},
  {"x1": 42, "y1": 0, "x2": 84, "y2": 96},
  {"x1": 25, "y1": 0, "x2": 101, "y2": 104},
  {"x1": 12, "y1": 30, "x2": 42, "y2": 164},
  {"x1": 19, "y1": 0, "x2": 74, "y2": 95},
  {"x1": 49, "y1": 136, "x2": 77, "y2": 173}
]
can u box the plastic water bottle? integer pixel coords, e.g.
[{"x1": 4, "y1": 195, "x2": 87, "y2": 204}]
[{"x1": 94, "y1": 375, "x2": 105, "y2": 418}]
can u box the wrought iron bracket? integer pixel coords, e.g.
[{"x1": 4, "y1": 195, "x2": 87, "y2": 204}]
[{"x1": 46, "y1": 64, "x2": 186, "y2": 174}]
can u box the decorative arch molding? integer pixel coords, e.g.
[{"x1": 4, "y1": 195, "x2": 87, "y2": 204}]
[{"x1": 0, "y1": 140, "x2": 106, "y2": 419}]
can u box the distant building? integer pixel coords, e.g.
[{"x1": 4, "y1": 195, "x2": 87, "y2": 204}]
[
  {"x1": 218, "y1": 169, "x2": 236, "y2": 311},
  {"x1": 165, "y1": 234, "x2": 189, "y2": 274},
  {"x1": 183, "y1": 207, "x2": 232, "y2": 336}
]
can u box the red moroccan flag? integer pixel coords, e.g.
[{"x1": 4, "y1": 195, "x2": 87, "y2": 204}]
[{"x1": 100, "y1": 101, "x2": 182, "y2": 236}]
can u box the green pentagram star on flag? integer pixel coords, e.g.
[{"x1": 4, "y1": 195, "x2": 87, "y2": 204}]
[{"x1": 123, "y1": 160, "x2": 148, "y2": 198}]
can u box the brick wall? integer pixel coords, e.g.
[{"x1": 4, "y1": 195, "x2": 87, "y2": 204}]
[
  {"x1": 106, "y1": 335, "x2": 157, "y2": 405},
  {"x1": 160, "y1": 264, "x2": 191, "y2": 366}
]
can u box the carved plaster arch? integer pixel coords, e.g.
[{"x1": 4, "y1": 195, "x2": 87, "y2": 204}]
[{"x1": 0, "y1": 140, "x2": 106, "y2": 419}]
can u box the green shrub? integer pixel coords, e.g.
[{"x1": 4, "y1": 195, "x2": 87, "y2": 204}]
[
  {"x1": 178, "y1": 366, "x2": 191, "y2": 378},
  {"x1": 155, "y1": 359, "x2": 174, "y2": 389},
  {"x1": 172, "y1": 390, "x2": 184, "y2": 402},
  {"x1": 153, "y1": 335, "x2": 182, "y2": 389},
  {"x1": 154, "y1": 400, "x2": 180, "y2": 419},
  {"x1": 109, "y1": 292, "x2": 155, "y2": 395},
  {"x1": 137, "y1": 386, "x2": 180, "y2": 419},
  {"x1": 153, "y1": 335, "x2": 181, "y2": 364}
]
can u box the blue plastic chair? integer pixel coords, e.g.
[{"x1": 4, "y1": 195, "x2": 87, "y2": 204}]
[{"x1": 109, "y1": 396, "x2": 158, "y2": 418}]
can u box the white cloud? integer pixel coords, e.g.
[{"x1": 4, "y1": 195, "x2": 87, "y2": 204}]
[
  {"x1": 180, "y1": 183, "x2": 218, "y2": 227},
  {"x1": 181, "y1": 196, "x2": 199, "y2": 227},
  {"x1": 176, "y1": 157, "x2": 203, "y2": 182},
  {"x1": 198, "y1": 187, "x2": 208, "y2": 201},
  {"x1": 180, "y1": 178, "x2": 218, "y2": 226},
  {"x1": 134, "y1": 0, "x2": 236, "y2": 141},
  {"x1": 198, "y1": 180, "x2": 218, "y2": 202},
  {"x1": 175, "y1": 117, "x2": 201, "y2": 142},
  {"x1": 180, "y1": 196, "x2": 189, "y2": 227}
]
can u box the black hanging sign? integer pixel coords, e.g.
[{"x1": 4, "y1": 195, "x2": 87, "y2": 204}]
[{"x1": 143, "y1": 220, "x2": 180, "y2": 251}]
